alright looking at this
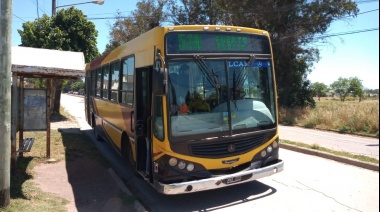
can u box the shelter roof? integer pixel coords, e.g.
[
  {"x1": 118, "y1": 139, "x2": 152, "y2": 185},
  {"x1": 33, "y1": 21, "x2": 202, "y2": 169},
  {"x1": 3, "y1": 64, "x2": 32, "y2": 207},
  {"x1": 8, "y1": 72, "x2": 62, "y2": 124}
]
[{"x1": 11, "y1": 46, "x2": 85, "y2": 79}]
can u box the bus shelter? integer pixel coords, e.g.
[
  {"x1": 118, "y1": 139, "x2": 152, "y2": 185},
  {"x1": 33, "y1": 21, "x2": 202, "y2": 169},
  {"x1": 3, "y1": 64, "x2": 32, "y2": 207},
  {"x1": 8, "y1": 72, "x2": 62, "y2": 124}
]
[{"x1": 11, "y1": 46, "x2": 85, "y2": 165}]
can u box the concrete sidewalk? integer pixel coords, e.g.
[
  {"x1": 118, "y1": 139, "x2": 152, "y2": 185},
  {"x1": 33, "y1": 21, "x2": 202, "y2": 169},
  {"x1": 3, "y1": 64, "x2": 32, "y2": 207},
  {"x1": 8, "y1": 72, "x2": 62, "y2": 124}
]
[{"x1": 32, "y1": 111, "x2": 147, "y2": 212}]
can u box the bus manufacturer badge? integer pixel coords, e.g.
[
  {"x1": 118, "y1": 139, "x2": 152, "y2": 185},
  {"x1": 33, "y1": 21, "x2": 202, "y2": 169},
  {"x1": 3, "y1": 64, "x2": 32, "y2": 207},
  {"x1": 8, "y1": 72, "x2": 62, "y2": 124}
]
[
  {"x1": 227, "y1": 144, "x2": 235, "y2": 152},
  {"x1": 222, "y1": 158, "x2": 239, "y2": 164}
]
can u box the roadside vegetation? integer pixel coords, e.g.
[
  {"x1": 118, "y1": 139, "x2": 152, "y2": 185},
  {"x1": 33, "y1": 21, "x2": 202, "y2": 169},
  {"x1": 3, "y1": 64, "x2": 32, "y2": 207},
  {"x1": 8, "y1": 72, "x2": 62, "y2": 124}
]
[{"x1": 279, "y1": 97, "x2": 379, "y2": 137}]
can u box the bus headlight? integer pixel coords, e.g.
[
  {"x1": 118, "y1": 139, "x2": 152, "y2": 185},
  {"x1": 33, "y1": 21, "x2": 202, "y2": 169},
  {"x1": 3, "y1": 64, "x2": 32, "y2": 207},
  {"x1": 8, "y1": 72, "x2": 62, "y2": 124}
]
[
  {"x1": 169, "y1": 158, "x2": 177, "y2": 166},
  {"x1": 178, "y1": 161, "x2": 186, "y2": 169},
  {"x1": 272, "y1": 140, "x2": 278, "y2": 148},
  {"x1": 267, "y1": 146, "x2": 273, "y2": 153},
  {"x1": 261, "y1": 150, "x2": 267, "y2": 157},
  {"x1": 186, "y1": 163, "x2": 195, "y2": 171}
]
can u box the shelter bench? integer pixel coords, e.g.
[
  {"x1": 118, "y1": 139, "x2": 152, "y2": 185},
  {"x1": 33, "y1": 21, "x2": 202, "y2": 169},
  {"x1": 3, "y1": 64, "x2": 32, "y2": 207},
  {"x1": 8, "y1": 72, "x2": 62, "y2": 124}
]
[{"x1": 18, "y1": 137, "x2": 35, "y2": 153}]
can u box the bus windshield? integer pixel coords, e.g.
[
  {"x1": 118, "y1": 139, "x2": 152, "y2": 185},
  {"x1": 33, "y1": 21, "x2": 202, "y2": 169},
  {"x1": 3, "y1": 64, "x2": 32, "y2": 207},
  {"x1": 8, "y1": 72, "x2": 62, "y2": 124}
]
[{"x1": 168, "y1": 59, "x2": 276, "y2": 138}]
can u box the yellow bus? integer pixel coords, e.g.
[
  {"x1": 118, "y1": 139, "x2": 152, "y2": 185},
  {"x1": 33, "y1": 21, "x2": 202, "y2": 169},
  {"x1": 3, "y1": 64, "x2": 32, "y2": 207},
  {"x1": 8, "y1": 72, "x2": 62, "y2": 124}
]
[{"x1": 85, "y1": 25, "x2": 284, "y2": 195}]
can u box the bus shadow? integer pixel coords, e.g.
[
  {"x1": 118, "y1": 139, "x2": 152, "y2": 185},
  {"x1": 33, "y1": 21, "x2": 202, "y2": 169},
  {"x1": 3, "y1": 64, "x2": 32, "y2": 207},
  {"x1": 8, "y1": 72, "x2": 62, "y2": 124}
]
[
  {"x1": 138, "y1": 179, "x2": 277, "y2": 211},
  {"x1": 367, "y1": 144, "x2": 379, "y2": 146},
  {"x1": 75, "y1": 128, "x2": 278, "y2": 212}
]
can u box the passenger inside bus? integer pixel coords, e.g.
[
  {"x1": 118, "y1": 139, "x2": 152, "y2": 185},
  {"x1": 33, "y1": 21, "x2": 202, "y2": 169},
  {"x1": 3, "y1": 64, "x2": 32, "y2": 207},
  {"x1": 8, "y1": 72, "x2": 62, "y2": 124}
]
[{"x1": 170, "y1": 63, "x2": 210, "y2": 115}]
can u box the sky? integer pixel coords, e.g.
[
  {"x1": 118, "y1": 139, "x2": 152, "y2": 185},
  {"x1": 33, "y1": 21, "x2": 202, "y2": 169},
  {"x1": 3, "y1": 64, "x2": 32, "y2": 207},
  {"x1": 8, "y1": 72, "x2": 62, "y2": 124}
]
[{"x1": 11, "y1": 0, "x2": 379, "y2": 89}]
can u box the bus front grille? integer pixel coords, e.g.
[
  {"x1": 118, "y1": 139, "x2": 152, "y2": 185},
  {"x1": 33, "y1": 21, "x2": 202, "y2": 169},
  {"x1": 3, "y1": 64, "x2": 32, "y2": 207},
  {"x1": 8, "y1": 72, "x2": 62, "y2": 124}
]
[{"x1": 190, "y1": 134, "x2": 266, "y2": 158}]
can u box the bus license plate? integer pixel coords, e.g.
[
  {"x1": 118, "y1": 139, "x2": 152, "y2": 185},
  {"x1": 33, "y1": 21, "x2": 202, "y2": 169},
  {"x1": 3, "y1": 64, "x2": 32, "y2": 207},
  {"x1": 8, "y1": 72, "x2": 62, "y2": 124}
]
[{"x1": 223, "y1": 174, "x2": 252, "y2": 185}]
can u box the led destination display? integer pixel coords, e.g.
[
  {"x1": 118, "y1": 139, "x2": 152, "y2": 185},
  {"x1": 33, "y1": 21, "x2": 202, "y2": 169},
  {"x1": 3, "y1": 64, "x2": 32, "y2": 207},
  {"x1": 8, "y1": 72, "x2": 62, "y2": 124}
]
[{"x1": 166, "y1": 32, "x2": 270, "y2": 54}]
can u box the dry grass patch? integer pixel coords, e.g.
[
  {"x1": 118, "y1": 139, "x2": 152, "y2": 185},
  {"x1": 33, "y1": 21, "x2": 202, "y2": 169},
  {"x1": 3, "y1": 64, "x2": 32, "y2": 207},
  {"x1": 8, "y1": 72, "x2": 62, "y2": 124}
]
[{"x1": 279, "y1": 98, "x2": 379, "y2": 137}]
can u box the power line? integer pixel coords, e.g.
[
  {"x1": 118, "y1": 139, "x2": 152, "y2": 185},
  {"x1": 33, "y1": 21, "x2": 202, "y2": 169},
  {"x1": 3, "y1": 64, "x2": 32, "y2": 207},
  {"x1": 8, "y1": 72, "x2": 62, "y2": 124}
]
[
  {"x1": 13, "y1": 14, "x2": 27, "y2": 22},
  {"x1": 315, "y1": 28, "x2": 378, "y2": 39},
  {"x1": 355, "y1": 0, "x2": 379, "y2": 3},
  {"x1": 28, "y1": 0, "x2": 49, "y2": 16}
]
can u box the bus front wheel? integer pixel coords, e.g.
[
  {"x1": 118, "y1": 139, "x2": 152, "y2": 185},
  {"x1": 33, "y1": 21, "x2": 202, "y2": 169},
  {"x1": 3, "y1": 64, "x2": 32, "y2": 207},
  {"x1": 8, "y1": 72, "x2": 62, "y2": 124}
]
[{"x1": 122, "y1": 137, "x2": 135, "y2": 168}]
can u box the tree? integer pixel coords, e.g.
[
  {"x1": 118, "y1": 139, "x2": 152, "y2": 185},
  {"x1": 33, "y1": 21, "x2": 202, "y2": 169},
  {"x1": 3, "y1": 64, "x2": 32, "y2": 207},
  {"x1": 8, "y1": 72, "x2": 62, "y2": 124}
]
[
  {"x1": 214, "y1": 0, "x2": 358, "y2": 107},
  {"x1": 349, "y1": 77, "x2": 364, "y2": 102},
  {"x1": 164, "y1": 0, "x2": 358, "y2": 108},
  {"x1": 61, "y1": 79, "x2": 85, "y2": 92},
  {"x1": 166, "y1": 0, "x2": 224, "y2": 25},
  {"x1": 104, "y1": 0, "x2": 166, "y2": 54},
  {"x1": 18, "y1": 8, "x2": 99, "y2": 113},
  {"x1": 330, "y1": 77, "x2": 350, "y2": 102},
  {"x1": 70, "y1": 80, "x2": 85, "y2": 91},
  {"x1": 330, "y1": 76, "x2": 364, "y2": 102},
  {"x1": 311, "y1": 82, "x2": 329, "y2": 101}
]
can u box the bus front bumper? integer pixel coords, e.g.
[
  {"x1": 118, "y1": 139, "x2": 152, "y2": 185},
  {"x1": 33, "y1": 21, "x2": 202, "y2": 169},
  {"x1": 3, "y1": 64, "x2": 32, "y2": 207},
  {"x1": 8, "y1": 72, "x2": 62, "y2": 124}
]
[{"x1": 155, "y1": 159, "x2": 284, "y2": 195}]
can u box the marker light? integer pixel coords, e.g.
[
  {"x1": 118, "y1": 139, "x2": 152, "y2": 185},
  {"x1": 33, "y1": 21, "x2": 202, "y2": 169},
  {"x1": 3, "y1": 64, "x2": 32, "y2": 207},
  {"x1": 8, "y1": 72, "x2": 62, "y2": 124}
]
[
  {"x1": 186, "y1": 163, "x2": 195, "y2": 171},
  {"x1": 178, "y1": 161, "x2": 186, "y2": 169},
  {"x1": 169, "y1": 158, "x2": 177, "y2": 166}
]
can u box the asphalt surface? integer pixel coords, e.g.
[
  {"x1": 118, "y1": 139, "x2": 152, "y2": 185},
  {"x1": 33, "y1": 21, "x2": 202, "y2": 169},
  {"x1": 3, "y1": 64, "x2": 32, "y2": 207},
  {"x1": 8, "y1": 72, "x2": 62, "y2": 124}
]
[{"x1": 59, "y1": 94, "x2": 379, "y2": 211}]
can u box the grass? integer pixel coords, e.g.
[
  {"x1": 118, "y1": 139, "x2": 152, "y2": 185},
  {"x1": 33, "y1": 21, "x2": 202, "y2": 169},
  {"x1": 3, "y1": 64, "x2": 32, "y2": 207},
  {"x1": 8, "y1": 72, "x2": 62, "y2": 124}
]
[
  {"x1": 0, "y1": 108, "x2": 138, "y2": 212},
  {"x1": 280, "y1": 140, "x2": 379, "y2": 165},
  {"x1": 279, "y1": 98, "x2": 379, "y2": 137}
]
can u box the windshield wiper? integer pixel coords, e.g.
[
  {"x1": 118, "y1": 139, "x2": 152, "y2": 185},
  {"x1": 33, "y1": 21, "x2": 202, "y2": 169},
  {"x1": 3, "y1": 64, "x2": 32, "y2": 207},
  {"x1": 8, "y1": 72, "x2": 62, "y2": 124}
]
[
  {"x1": 235, "y1": 55, "x2": 256, "y2": 87},
  {"x1": 233, "y1": 55, "x2": 257, "y2": 101},
  {"x1": 193, "y1": 55, "x2": 220, "y2": 89}
]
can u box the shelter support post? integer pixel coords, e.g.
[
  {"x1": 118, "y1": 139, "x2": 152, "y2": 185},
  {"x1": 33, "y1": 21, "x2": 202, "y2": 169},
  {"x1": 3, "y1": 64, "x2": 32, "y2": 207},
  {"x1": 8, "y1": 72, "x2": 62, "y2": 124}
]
[
  {"x1": 46, "y1": 79, "x2": 51, "y2": 158},
  {"x1": 10, "y1": 72, "x2": 18, "y2": 171},
  {"x1": 18, "y1": 76, "x2": 24, "y2": 157}
]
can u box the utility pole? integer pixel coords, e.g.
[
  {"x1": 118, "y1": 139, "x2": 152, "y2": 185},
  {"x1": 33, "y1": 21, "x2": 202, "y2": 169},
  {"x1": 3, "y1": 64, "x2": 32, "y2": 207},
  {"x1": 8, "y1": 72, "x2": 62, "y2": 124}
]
[
  {"x1": 0, "y1": 0, "x2": 12, "y2": 208},
  {"x1": 52, "y1": 0, "x2": 56, "y2": 15}
]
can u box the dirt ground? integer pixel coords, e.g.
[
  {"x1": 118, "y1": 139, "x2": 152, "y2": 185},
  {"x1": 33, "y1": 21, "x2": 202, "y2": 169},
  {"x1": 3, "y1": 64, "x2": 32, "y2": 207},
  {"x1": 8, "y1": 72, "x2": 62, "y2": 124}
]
[{"x1": 32, "y1": 116, "x2": 145, "y2": 212}]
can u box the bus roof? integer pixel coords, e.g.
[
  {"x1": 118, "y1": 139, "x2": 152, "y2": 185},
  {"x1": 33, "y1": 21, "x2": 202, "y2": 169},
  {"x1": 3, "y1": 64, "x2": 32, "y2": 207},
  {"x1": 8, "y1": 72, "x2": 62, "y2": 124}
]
[{"x1": 85, "y1": 25, "x2": 269, "y2": 70}]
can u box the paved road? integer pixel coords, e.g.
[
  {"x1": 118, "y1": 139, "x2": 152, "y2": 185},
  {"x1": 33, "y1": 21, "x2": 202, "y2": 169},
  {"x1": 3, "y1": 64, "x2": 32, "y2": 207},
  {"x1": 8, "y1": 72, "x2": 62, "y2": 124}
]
[
  {"x1": 279, "y1": 125, "x2": 379, "y2": 160},
  {"x1": 60, "y1": 94, "x2": 379, "y2": 212}
]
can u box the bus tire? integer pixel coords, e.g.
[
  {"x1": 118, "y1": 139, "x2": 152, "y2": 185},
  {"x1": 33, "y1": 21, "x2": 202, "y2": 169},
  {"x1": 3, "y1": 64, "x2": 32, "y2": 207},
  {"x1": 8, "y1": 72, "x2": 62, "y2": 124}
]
[
  {"x1": 94, "y1": 128, "x2": 103, "y2": 141},
  {"x1": 121, "y1": 136, "x2": 142, "y2": 178},
  {"x1": 121, "y1": 136, "x2": 135, "y2": 168},
  {"x1": 92, "y1": 115, "x2": 103, "y2": 141}
]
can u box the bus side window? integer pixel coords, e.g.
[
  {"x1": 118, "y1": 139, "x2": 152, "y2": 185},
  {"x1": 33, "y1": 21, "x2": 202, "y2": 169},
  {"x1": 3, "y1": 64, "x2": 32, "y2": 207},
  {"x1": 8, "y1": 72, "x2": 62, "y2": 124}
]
[
  {"x1": 120, "y1": 56, "x2": 134, "y2": 105},
  {"x1": 95, "y1": 68, "x2": 102, "y2": 98},
  {"x1": 110, "y1": 61, "x2": 120, "y2": 102}
]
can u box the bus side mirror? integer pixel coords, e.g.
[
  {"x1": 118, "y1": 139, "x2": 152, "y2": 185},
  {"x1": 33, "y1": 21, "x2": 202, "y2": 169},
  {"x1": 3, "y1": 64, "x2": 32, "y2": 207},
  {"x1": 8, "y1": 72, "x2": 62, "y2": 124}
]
[
  {"x1": 153, "y1": 49, "x2": 167, "y2": 95},
  {"x1": 152, "y1": 62, "x2": 166, "y2": 95}
]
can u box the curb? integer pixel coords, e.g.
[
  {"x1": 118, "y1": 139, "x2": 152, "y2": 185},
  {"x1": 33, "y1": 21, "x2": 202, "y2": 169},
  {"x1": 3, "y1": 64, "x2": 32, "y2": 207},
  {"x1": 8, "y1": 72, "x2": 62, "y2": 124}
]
[
  {"x1": 280, "y1": 143, "x2": 379, "y2": 172},
  {"x1": 108, "y1": 168, "x2": 147, "y2": 212}
]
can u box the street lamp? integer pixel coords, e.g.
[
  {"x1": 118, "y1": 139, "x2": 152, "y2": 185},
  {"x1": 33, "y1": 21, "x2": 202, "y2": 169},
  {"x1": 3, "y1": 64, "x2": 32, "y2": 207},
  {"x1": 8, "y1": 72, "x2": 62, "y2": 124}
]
[{"x1": 52, "y1": 0, "x2": 105, "y2": 15}]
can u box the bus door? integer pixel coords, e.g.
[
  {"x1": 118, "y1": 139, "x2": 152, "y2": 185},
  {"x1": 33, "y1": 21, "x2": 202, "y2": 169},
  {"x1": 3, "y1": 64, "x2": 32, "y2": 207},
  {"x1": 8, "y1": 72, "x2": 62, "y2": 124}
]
[
  {"x1": 135, "y1": 66, "x2": 152, "y2": 177},
  {"x1": 85, "y1": 73, "x2": 91, "y2": 125}
]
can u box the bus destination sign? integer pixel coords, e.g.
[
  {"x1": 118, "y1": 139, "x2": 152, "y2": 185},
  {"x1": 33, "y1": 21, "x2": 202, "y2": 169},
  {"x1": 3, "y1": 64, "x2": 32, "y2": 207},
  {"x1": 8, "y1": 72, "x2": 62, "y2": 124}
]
[{"x1": 166, "y1": 32, "x2": 270, "y2": 54}]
